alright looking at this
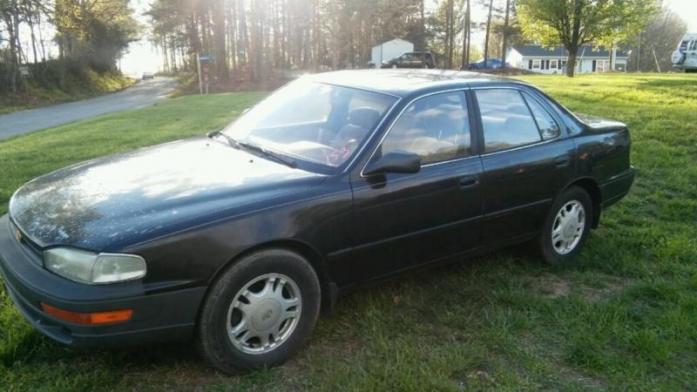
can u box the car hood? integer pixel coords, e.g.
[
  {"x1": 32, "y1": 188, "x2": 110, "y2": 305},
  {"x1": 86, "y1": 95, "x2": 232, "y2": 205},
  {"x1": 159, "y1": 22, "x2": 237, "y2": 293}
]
[{"x1": 9, "y1": 138, "x2": 326, "y2": 251}]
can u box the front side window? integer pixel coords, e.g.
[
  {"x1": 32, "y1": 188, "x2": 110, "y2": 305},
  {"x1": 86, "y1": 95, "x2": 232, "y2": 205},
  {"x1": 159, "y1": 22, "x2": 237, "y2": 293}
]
[
  {"x1": 475, "y1": 89, "x2": 542, "y2": 153},
  {"x1": 223, "y1": 78, "x2": 396, "y2": 168},
  {"x1": 379, "y1": 92, "x2": 471, "y2": 165}
]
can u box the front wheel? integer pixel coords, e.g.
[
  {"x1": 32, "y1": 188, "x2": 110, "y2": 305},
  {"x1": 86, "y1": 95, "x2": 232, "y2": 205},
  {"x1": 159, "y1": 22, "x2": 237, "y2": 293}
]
[
  {"x1": 197, "y1": 249, "x2": 321, "y2": 374},
  {"x1": 539, "y1": 186, "x2": 593, "y2": 264}
]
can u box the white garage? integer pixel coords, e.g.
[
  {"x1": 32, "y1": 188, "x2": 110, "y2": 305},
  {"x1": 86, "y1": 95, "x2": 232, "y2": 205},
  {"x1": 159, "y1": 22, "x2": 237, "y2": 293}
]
[{"x1": 371, "y1": 39, "x2": 414, "y2": 67}]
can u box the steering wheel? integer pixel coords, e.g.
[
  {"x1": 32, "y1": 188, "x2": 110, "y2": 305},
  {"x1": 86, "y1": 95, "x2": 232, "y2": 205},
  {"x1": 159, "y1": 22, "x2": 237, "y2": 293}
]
[{"x1": 326, "y1": 138, "x2": 358, "y2": 166}]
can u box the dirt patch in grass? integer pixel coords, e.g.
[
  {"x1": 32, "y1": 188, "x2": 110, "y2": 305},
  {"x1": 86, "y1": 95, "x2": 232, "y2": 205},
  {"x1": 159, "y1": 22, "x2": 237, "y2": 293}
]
[
  {"x1": 529, "y1": 273, "x2": 572, "y2": 299},
  {"x1": 579, "y1": 276, "x2": 635, "y2": 303},
  {"x1": 527, "y1": 272, "x2": 634, "y2": 302}
]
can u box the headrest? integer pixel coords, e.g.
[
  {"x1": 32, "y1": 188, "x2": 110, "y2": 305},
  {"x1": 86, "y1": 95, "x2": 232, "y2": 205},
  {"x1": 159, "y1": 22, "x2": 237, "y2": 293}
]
[{"x1": 348, "y1": 107, "x2": 381, "y2": 130}]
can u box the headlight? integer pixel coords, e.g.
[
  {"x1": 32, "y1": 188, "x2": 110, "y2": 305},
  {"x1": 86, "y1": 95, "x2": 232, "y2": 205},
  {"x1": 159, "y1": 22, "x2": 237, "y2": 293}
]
[{"x1": 43, "y1": 248, "x2": 146, "y2": 284}]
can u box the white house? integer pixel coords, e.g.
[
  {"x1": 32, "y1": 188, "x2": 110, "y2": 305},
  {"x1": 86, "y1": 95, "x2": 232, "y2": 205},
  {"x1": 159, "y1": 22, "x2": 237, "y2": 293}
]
[
  {"x1": 371, "y1": 39, "x2": 414, "y2": 66},
  {"x1": 507, "y1": 45, "x2": 629, "y2": 74}
]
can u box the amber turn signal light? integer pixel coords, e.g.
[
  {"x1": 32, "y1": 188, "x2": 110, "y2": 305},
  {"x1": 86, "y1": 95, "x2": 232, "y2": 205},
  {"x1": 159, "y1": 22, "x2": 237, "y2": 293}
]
[{"x1": 41, "y1": 303, "x2": 133, "y2": 325}]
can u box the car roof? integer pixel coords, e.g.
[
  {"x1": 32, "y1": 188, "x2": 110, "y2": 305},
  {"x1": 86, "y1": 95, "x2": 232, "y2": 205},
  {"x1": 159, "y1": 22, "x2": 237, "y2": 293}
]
[{"x1": 308, "y1": 69, "x2": 521, "y2": 98}]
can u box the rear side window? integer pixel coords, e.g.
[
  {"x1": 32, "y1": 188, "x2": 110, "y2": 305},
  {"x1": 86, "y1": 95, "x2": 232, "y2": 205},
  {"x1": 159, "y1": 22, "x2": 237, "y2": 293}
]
[
  {"x1": 523, "y1": 93, "x2": 560, "y2": 140},
  {"x1": 475, "y1": 89, "x2": 541, "y2": 152}
]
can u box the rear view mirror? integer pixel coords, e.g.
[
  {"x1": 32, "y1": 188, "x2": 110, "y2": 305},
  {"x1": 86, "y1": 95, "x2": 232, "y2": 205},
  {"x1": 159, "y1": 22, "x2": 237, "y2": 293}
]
[{"x1": 363, "y1": 152, "x2": 421, "y2": 176}]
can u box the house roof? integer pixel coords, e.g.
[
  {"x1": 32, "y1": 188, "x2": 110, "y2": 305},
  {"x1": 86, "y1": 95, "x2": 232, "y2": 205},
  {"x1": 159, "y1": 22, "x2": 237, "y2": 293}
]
[{"x1": 512, "y1": 45, "x2": 629, "y2": 58}]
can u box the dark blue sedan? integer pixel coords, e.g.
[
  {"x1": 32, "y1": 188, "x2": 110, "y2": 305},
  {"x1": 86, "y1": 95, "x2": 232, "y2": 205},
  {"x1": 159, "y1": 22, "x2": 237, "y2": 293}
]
[
  {"x1": 0, "y1": 70, "x2": 634, "y2": 374},
  {"x1": 466, "y1": 58, "x2": 504, "y2": 70}
]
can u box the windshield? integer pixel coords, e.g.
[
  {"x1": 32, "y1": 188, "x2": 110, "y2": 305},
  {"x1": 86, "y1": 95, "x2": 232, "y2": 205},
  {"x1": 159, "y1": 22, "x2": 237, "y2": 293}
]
[{"x1": 222, "y1": 78, "x2": 396, "y2": 168}]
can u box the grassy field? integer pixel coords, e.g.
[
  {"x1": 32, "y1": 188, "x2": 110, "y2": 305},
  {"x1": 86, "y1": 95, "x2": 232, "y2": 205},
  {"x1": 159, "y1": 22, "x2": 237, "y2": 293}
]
[{"x1": 1, "y1": 73, "x2": 697, "y2": 391}]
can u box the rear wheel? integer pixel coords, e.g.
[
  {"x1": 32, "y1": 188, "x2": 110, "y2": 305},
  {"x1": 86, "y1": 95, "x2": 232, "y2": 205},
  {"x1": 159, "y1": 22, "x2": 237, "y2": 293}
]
[
  {"x1": 197, "y1": 249, "x2": 321, "y2": 374},
  {"x1": 539, "y1": 186, "x2": 593, "y2": 264}
]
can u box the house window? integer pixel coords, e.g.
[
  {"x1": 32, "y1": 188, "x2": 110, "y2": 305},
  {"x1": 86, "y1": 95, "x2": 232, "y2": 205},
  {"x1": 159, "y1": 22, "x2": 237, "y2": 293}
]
[
  {"x1": 528, "y1": 60, "x2": 533, "y2": 70},
  {"x1": 550, "y1": 60, "x2": 557, "y2": 69},
  {"x1": 597, "y1": 60, "x2": 609, "y2": 72},
  {"x1": 532, "y1": 59, "x2": 541, "y2": 69}
]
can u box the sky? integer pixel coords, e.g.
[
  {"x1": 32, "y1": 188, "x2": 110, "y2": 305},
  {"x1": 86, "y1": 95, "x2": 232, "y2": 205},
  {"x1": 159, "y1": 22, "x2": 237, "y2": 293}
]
[
  {"x1": 120, "y1": 0, "x2": 697, "y2": 76},
  {"x1": 120, "y1": 0, "x2": 161, "y2": 77}
]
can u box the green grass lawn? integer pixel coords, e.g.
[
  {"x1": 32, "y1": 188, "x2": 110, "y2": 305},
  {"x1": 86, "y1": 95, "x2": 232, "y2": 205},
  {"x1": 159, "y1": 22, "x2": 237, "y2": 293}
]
[{"x1": 1, "y1": 73, "x2": 697, "y2": 391}]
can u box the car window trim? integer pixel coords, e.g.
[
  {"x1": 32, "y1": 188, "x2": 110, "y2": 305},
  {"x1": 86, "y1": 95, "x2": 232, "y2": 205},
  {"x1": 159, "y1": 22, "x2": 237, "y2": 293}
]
[
  {"x1": 516, "y1": 90, "x2": 545, "y2": 141},
  {"x1": 471, "y1": 85, "x2": 563, "y2": 156},
  {"x1": 520, "y1": 90, "x2": 561, "y2": 140},
  {"x1": 359, "y1": 87, "x2": 473, "y2": 178},
  {"x1": 517, "y1": 85, "x2": 576, "y2": 135}
]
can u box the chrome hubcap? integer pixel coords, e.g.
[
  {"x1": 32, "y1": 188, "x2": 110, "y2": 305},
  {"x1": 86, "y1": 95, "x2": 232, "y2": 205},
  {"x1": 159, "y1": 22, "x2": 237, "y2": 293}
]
[
  {"x1": 226, "y1": 273, "x2": 301, "y2": 354},
  {"x1": 551, "y1": 200, "x2": 586, "y2": 255}
]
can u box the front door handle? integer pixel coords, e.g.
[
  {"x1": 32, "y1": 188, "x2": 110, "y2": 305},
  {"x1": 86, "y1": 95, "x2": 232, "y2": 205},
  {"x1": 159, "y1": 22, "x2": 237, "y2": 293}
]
[
  {"x1": 459, "y1": 175, "x2": 479, "y2": 189},
  {"x1": 554, "y1": 157, "x2": 570, "y2": 168}
]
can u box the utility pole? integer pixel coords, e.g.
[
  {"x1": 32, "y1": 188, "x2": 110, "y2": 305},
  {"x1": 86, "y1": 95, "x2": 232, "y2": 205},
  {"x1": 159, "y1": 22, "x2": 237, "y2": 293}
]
[
  {"x1": 501, "y1": 0, "x2": 511, "y2": 68},
  {"x1": 197, "y1": 53, "x2": 203, "y2": 95},
  {"x1": 461, "y1": 0, "x2": 471, "y2": 68},
  {"x1": 483, "y1": 0, "x2": 494, "y2": 63}
]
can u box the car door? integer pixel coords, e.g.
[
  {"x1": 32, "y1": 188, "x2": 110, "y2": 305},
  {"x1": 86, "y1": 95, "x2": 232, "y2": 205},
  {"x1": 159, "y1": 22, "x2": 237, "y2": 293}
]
[
  {"x1": 341, "y1": 90, "x2": 484, "y2": 283},
  {"x1": 688, "y1": 40, "x2": 697, "y2": 68},
  {"x1": 473, "y1": 87, "x2": 575, "y2": 246}
]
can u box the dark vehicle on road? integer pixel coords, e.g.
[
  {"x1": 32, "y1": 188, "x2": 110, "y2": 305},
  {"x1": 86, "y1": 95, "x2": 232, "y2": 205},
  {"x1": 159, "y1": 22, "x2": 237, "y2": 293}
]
[
  {"x1": 466, "y1": 58, "x2": 504, "y2": 70},
  {"x1": 381, "y1": 51, "x2": 436, "y2": 69},
  {"x1": 0, "y1": 70, "x2": 634, "y2": 374}
]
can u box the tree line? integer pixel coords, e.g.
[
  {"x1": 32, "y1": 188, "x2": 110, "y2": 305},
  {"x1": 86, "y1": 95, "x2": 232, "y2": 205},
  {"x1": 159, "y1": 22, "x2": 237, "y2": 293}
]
[
  {"x1": 0, "y1": 0, "x2": 138, "y2": 94},
  {"x1": 147, "y1": 0, "x2": 527, "y2": 84},
  {"x1": 1, "y1": 0, "x2": 690, "y2": 96},
  {"x1": 149, "y1": 0, "x2": 686, "y2": 80}
]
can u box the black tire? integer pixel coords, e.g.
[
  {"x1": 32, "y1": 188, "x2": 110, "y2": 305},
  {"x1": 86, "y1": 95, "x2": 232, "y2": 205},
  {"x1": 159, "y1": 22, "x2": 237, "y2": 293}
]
[
  {"x1": 539, "y1": 186, "x2": 593, "y2": 265},
  {"x1": 197, "y1": 249, "x2": 321, "y2": 374}
]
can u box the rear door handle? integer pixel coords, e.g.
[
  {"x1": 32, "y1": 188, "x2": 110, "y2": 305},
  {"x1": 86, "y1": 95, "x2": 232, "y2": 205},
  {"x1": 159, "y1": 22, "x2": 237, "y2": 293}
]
[{"x1": 459, "y1": 175, "x2": 479, "y2": 189}]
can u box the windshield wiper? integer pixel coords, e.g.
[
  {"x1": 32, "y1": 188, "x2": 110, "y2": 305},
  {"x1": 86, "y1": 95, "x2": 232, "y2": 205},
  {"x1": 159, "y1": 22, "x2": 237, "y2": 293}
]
[
  {"x1": 207, "y1": 130, "x2": 240, "y2": 148},
  {"x1": 208, "y1": 131, "x2": 297, "y2": 168},
  {"x1": 237, "y1": 140, "x2": 297, "y2": 168}
]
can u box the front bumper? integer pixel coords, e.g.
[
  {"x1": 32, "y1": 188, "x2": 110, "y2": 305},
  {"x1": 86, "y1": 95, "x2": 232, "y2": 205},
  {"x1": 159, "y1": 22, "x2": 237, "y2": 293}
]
[{"x1": 0, "y1": 214, "x2": 206, "y2": 347}]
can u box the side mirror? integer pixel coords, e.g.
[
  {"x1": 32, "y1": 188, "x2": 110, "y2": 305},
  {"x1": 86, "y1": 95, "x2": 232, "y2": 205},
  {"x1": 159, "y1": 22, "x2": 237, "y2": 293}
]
[{"x1": 364, "y1": 152, "x2": 421, "y2": 176}]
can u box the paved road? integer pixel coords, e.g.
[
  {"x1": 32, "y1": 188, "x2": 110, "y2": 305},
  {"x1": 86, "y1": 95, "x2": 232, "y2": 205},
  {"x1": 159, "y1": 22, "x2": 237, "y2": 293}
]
[{"x1": 0, "y1": 77, "x2": 177, "y2": 141}]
